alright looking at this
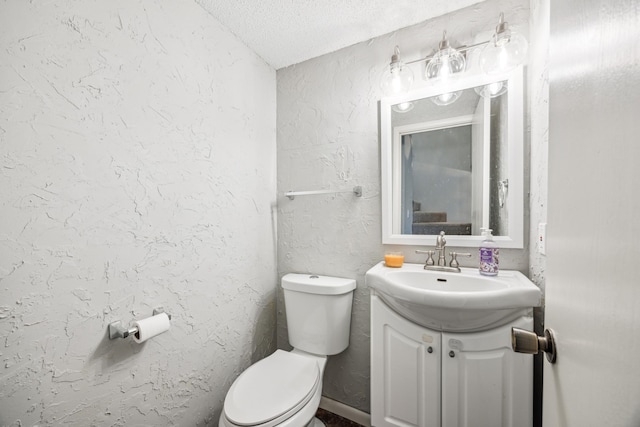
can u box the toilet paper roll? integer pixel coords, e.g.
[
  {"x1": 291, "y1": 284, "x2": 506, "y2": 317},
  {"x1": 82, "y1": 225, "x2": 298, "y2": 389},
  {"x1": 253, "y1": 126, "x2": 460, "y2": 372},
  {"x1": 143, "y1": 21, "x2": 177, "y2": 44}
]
[{"x1": 133, "y1": 312, "x2": 171, "y2": 343}]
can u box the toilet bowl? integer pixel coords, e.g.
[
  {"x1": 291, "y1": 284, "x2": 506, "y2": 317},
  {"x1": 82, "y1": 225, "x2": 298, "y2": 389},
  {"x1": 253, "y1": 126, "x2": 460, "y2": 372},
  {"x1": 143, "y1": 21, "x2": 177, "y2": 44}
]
[
  {"x1": 219, "y1": 349, "x2": 326, "y2": 427},
  {"x1": 219, "y1": 274, "x2": 356, "y2": 427}
]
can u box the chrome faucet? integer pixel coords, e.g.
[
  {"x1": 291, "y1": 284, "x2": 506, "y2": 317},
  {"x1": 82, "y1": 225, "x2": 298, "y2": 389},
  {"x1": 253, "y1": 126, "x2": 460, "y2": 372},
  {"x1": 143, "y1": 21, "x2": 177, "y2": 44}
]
[
  {"x1": 416, "y1": 231, "x2": 472, "y2": 273},
  {"x1": 435, "y1": 231, "x2": 447, "y2": 267}
]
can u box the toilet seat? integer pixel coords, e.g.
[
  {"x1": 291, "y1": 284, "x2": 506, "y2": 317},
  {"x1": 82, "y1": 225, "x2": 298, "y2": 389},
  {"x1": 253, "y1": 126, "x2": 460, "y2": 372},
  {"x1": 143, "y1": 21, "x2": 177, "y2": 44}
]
[{"x1": 223, "y1": 350, "x2": 321, "y2": 427}]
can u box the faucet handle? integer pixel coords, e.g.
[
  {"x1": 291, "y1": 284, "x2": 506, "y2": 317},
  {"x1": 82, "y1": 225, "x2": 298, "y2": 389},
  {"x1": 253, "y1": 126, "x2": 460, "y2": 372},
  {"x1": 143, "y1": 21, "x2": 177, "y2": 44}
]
[
  {"x1": 416, "y1": 249, "x2": 435, "y2": 266},
  {"x1": 449, "y1": 252, "x2": 472, "y2": 269}
]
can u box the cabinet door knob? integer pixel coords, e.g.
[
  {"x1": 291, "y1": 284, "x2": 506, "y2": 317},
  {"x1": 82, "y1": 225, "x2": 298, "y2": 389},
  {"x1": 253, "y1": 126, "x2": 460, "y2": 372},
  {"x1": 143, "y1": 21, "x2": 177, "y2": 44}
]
[
  {"x1": 427, "y1": 346, "x2": 433, "y2": 353},
  {"x1": 449, "y1": 350, "x2": 455, "y2": 358},
  {"x1": 511, "y1": 327, "x2": 557, "y2": 364}
]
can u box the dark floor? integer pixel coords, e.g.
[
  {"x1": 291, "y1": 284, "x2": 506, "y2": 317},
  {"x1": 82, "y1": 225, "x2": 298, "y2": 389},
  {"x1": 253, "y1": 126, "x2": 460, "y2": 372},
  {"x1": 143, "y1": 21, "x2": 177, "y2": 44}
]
[{"x1": 315, "y1": 408, "x2": 365, "y2": 427}]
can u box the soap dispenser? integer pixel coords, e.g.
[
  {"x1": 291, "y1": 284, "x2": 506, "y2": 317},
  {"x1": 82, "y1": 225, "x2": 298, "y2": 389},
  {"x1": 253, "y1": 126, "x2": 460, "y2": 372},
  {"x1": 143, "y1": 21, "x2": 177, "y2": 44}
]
[{"x1": 479, "y1": 228, "x2": 499, "y2": 276}]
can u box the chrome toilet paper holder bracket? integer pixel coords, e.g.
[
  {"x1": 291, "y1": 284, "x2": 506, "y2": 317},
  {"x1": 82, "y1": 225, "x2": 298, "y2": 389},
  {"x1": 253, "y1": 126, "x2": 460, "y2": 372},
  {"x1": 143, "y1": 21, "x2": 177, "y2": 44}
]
[{"x1": 108, "y1": 308, "x2": 172, "y2": 340}]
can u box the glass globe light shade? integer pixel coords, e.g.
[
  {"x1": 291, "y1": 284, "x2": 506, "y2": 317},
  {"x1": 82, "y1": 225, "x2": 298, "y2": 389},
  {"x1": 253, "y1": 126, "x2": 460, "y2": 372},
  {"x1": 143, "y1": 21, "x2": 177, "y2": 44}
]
[
  {"x1": 425, "y1": 36, "x2": 466, "y2": 80},
  {"x1": 430, "y1": 91, "x2": 462, "y2": 106},
  {"x1": 381, "y1": 49, "x2": 414, "y2": 97},
  {"x1": 479, "y1": 22, "x2": 529, "y2": 75}
]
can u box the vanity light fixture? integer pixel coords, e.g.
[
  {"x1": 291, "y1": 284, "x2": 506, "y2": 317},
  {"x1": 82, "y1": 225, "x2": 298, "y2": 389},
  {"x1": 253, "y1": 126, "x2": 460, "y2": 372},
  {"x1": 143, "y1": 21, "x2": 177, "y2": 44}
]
[
  {"x1": 381, "y1": 12, "x2": 528, "y2": 104},
  {"x1": 424, "y1": 31, "x2": 466, "y2": 106},
  {"x1": 424, "y1": 31, "x2": 466, "y2": 80},
  {"x1": 380, "y1": 46, "x2": 415, "y2": 97},
  {"x1": 479, "y1": 13, "x2": 529, "y2": 75},
  {"x1": 380, "y1": 46, "x2": 416, "y2": 113}
]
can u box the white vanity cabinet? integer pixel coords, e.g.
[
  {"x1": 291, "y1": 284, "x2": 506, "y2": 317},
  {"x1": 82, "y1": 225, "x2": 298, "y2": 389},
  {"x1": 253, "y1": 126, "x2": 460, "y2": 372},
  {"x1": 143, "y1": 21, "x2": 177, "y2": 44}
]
[{"x1": 371, "y1": 292, "x2": 533, "y2": 427}]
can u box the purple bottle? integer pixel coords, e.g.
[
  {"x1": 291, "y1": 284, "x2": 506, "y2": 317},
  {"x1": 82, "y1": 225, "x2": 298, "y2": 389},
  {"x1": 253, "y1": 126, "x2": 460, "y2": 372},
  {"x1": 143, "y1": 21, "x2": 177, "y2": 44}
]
[{"x1": 479, "y1": 228, "x2": 499, "y2": 276}]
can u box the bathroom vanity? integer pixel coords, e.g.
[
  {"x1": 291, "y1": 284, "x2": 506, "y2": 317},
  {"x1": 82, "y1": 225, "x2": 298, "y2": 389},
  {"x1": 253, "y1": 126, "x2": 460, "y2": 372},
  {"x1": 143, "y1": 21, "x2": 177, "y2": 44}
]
[{"x1": 367, "y1": 262, "x2": 541, "y2": 427}]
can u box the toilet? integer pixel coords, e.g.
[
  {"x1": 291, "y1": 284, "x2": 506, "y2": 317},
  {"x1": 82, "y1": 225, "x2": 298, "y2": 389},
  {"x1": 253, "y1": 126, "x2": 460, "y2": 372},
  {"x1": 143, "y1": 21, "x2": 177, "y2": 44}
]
[{"x1": 219, "y1": 273, "x2": 356, "y2": 427}]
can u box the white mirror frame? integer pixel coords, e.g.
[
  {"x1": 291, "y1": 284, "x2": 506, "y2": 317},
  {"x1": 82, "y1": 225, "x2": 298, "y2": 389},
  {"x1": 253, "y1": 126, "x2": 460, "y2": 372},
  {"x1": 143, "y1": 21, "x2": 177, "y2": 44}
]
[{"x1": 380, "y1": 67, "x2": 524, "y2": 248}]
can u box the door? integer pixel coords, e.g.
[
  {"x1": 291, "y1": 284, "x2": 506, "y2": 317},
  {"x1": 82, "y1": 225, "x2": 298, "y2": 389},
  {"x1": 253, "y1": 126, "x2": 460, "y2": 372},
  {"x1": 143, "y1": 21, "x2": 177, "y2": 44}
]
[
  {"x1": 442, "y1": 317, "x2": 533, "y2": 427},
  {"x1": 543, "y1": 1, "x2": 640, "y2": 425},
  {"x1": 371, "y1": 294, "x2": 441, "y2": 427}
]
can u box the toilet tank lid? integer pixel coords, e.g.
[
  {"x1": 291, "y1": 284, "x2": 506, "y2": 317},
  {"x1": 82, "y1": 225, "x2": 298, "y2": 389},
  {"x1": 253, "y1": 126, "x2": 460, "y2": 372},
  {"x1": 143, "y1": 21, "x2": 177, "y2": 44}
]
[{"x1": 282, "y1": 274, "x2": 356, "y2": 295}]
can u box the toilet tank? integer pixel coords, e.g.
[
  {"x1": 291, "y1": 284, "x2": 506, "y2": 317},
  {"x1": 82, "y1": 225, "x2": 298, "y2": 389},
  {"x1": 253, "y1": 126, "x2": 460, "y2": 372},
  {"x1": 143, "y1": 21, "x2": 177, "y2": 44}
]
[{"x1": 282, "y1": 274, "x2": 356, "y2": 355}]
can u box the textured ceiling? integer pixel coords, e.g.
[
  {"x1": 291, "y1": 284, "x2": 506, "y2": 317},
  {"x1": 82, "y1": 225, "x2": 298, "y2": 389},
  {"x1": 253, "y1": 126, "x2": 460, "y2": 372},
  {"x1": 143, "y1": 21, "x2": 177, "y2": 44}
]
[{"x1": 195, "y1": 0, "x2": 487, "y2": 69}]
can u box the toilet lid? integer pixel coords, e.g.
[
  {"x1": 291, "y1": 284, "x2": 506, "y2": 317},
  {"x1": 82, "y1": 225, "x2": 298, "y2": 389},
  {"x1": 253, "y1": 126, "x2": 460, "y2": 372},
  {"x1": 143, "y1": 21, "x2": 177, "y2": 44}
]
[{"x1": 224, "y1": 350, "x2": 320, "y2": 426}]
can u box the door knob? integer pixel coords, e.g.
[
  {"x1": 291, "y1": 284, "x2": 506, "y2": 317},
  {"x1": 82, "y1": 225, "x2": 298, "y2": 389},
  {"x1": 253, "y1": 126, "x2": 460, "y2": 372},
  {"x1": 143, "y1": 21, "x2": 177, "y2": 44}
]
[{"x1": 511, "y1": 327, "x2": 557, "y2": 364}]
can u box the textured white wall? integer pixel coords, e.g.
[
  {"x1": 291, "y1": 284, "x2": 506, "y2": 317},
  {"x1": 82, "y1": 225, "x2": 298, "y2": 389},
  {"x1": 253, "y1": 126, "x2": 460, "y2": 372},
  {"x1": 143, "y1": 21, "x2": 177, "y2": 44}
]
[
  {"x1": 528, "y1": 0, "x2": 549, "y2": 290},
  {"x1": 0, "y1": 0, "x2": 277, "y2": 425},
  {"x1": 277, "y1": 0, "x2": 532, "y2": 412}
]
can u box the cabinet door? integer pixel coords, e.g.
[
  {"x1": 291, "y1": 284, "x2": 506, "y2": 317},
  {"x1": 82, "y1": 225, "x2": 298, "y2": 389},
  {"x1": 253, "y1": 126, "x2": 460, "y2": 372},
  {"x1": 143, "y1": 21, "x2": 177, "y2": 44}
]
[
  {"x1": 371, "y1": 294, "x2": 441, "y2": 427},
  {"x1": 441, "y1": 316, "x2": 533, "y2": 427}
]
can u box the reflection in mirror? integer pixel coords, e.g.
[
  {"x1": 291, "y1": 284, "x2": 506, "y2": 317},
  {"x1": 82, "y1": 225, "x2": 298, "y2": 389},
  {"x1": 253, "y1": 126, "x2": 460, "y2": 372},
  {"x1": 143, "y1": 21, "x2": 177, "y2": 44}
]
[
  {"x1": 381, "y1": 68, "x2": 523, "y2": 248},
  {"x1": 395, "y1": 87, "x2": 507, "y2": 237},
  {"x1": 400, "y1": 121, "x2": 474, "y2": 236}
]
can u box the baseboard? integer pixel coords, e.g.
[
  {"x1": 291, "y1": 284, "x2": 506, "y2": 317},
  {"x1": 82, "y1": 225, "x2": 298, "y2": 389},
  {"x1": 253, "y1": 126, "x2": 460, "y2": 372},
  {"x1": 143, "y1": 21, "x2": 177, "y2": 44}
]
[{"x1": 319, "y1": 396, "x2": 371, "y2": 427}]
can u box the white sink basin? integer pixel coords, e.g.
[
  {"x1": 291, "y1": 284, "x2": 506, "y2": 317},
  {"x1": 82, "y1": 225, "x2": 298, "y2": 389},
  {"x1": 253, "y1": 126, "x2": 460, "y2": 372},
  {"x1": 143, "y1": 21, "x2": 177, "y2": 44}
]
[{"x1": 366, "y1": 262, "x2": 542, "y2": 332}]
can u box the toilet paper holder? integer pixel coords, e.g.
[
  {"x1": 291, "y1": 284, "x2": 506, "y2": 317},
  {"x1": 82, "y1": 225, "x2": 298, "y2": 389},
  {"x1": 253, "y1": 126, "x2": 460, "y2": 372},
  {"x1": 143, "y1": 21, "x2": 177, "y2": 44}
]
[{"x1": 108, "y1": 308, "x2": 172, "y2": 340}]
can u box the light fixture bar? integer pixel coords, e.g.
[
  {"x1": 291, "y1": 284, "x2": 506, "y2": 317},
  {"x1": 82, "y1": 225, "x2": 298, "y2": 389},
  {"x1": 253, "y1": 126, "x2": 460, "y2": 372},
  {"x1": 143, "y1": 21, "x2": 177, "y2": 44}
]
[
  {"x1": 395, "y1": 12, "x2": 526, "y2": 71},
  {"x1": 381, "y1": 12, "x2": 527, "y2": 104},
  {"x1": 404, "y1": 39, "x2": 490, "y2": 66}
]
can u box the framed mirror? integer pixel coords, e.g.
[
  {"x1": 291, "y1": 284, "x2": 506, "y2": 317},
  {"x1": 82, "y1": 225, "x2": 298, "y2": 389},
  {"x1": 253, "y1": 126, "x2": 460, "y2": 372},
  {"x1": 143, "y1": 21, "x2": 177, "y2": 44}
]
[{"x1": 380, "y1": 67, "x2": 524, "y2": 248}]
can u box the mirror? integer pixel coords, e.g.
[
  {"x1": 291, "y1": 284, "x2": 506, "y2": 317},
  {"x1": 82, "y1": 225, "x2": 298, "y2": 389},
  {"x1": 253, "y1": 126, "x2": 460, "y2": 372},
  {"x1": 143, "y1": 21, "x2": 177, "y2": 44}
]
[{"x1": 380, "y1": 67, "x2": 524, "y2": 248}]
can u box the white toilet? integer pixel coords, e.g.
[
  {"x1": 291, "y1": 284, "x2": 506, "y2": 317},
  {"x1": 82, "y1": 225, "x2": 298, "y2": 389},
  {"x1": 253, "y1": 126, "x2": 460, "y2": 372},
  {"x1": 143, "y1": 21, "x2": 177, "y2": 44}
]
[{"x1": 219, "y1": 273, "x2": 356, "y2": 427}]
